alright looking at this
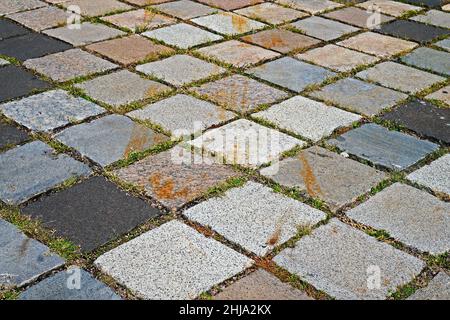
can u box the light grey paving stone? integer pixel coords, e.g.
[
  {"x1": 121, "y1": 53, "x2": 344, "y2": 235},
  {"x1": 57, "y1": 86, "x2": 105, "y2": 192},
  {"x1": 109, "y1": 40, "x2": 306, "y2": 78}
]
[
  {"x1": 191, "y1": 12, "x2": 266, "y2": 35},
  {"x1": 435, "y1": 39, "x2": 450, "y2": 51},
  {"x1": 55, "y1": 114, "x2": 168, "y2": 167},
  {"x1": 408, "y1": 273, "x2": 450, "y2": 300},
  {"x1": 290, "y1": 16, "x2": 359, "y2": 41},
  {"x1": 407, "y1": 154, "x2": 450, "y2": 196},
  {"x1": 19, "y1": 269, "x2": 121, "y2": 300},
  {"x1": 0, "y1": 219, "x2": 64, "y2": 289},
  {"x1": 328, "y1": 123, "x2": 439, "y2": 171},
  {"x1": 426, "y1": 85, "x2": 450, "y2": 105},
  {"x1": 234, "y1": 2, "x2": 308, "y2": 25},
  {"x1": 274, "y1": 219, "x2": 425, "y2": 300},
  {"x1": 356, "y1": 0, "x2": 421, "y2": 17},
  {"x1": 276, "y1": 0, "x2": 341, "y2": 14},
  {"x1": 0, "y1": 58, "x2": 9, "y2": 66},
  {"x1": 253, "y1": 96, "x2": 361, "y2": 142},
  {"x1": 401, "y1": 47, "x2": 450, "y2": 76},
  {"x1": 61, "y1": 0, "x2": 132, "y2": 17},
  {"x1": 152, "y1": 0, "x2": 219, "y2": 19},
  {"x1": 0, "y1": 89, "x2": 105, "y2": 132},
  {"x1": 347, "y1": 183, "x2": 450, "y2": 254},
  {"x1": 127, "y1": 94, "x2": 235, "y2": 137},
  {"x1": 0, "y1": 141, "x2": 91, "y2": 205},
  {"x1": 0, "y1": 0, "x2": 47, "y2": 16},
  {"x1": 411, "y1": 10, "x2": 450, "y2": 28},
  {"x1": 95, "y1": 220, "x2": 253, "y2": 300},
  {"x1": 6, "y1": 6, "x2": 68, "y2": 31},
  {"x1": 101, "y1": 9, "x2": 176, "y2": 33},
  {"x1": 184, "y1": 181, "x2": 326, "y2": 256}
]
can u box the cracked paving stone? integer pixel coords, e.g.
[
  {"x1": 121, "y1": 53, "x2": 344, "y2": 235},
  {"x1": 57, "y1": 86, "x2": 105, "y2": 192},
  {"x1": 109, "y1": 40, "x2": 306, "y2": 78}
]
[
  {"x1": 411, "y1": 9, "x2": 450, "y2": 28},
  {"x1": 253, "y1": 96, "x2": 361, "y2": 142},
  {"x1": 247, "y1": 57, "x2": 336, "y2": 93},
  {"x1": 323, "y1": 7, "x2": 394, "y2": 28},
  {"x1": 184, "y1": 181, "x2": 326, "y2": 256},
  {"x1": 127, "y1": 94, "x2": 235, "y2": 137},
  {"x1": 407, "y1": 154, "x2": 450, "y2": 196},
  {"x1": 191, "y1": 12, "x2": 266, "y2": 36},
  {"x1": 55, "y1": 114, "x2": 168, "y2": 167},
  {"x1": 191, "y1": 74, "x2": 289, "y2": 114},
  {"x1": 101, "y1": 9, "x2": 176, "y2": 32},
  {"x1": 24, "y1": 48, "x2": 118, "y2": 83},
  {"x1": 426, "y1": 85, "x2": 449, "y2": 105},
  {"x1": 75, "y1": 70, "x2": 171, "y2": 108},
  {"x1": 196, "y1": 0, "x2": 264, "y2": 11},
  {"x1": 0, "y1": 0, "x2": 47, "y2": 16},
  {"x1": 95, "y1": 220, "x2": 253, "y2": 299},
  {"x1": 379, "y1": 20, "x2": 449, "y2": 44},
  {"x1": 260, "y1": 146, "x2": 387, "y2": 211},
  {"x1": 0, "y1": 89, "x2": 105, "y2": 133},
  {"x1": 0, "y1": 121, "x2": 29, "y2": 150},
  {"x1": 136, "y1": 54, "x2": 226, "y2": 87},
  {"x1": 276, "y1": 0, "x2": 342, "y2": 14},
  {"x1": 435, "y1": 38, "x2": 450, "y2": 51},
  {"x1": 327, "y1": 123, "x2": 439, "y2": 171},
  {"x1": 61, "y1": 0, "x2": 132, "y2": 17},
  {"x1": 19, "y1": 269, "x2": 121, "y2": 300},
  {"x1": 234, "y1": 3, "x2": 308, "y2": 25},
  {"x1": 6, "y1": 6, "x2": 69, "y2": 31},
  {"x1": 357, "y1": 0, "x2": 422, "y2": 17},
  {"x1": 400, "y1": 47, "x2": 450, "y2": 76},
  {"x1": 289, "y1": 16, "x2": 359, "y2": 41},
  {"x1": 0, "y1": 219, "x2": 64, "y2": 289},
  {"x1": 408, "y1": 273, "x2": 450, "y2": 300},
  {"x1": 0, "y1": 18, "x2": 30, "y2": 40},
  {"x1": 114, "y1": 145, "x2": 239, "y2": 209},
  {"x1": 152, "y1": 0, "x2": 219, "y2": 19},
  {"x1": 0, "y1": 141, "x2": 91, "y2": 205},
  {"x1": 274, "y1": 219, "x2": 425, "y2": 300},
  {"x1": 22, "y1": 176, "x2": 162, "y2": 252},
  {"x1": 347, "y1": 183, "x2": 450, "y2": 254}
]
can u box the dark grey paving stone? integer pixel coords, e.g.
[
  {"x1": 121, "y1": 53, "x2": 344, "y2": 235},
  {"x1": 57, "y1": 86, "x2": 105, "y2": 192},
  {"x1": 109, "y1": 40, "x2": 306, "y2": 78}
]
[
  {"x1": 328, "y1": 123, "x2": 439, "y2": 171},
  {"x1": 19, "y1": 269, "x2": 121, "y2": 300},
  {"x1": 22, "y1": 176, "x2": 162, "y2": 252},
  {"x1": 381, "y1": 99, "x2": 450, "y2": 144},
  {"x1": 0, "y1": 121, "x2": 29, "y2": 150},
  {"x1": 402, "y1": 0, "x2": 445, "y2": 8},
  {"x1": 0, "y1": 18, "x2": 30, "y2": 40},
  {"x1": 379, "y1": 20, "x2": 449, "y2": 44},
  {"x1": 400, "y1": 47, "x2": 450, "y2": 76}
]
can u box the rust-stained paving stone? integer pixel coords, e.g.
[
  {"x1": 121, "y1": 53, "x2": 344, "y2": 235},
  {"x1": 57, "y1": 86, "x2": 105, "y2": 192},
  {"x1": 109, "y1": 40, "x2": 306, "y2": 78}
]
[
  {"x1": 191, "y1": 12, "x2": 266, "y2": 36},
  {"x1": 197, "y1": 0, "x2": 264, "y2": 11},
  {"x1": 61, "y1": 0, "x2": 132, "y2": 17},
  {"x1": 101, "y1": 9, "x2": 176, "y2": 32},
  {"x1": 322, "y1": 7, "x2": 394, "y2": 29},
  {"x1": 152, "y1": 0, "x2": 219, "y2": 19},
  {"x1": 276, "y1": 0, "x2": 342, "y2": 14},
  {"x1": 234, "y1": 3, "x2": 308, "y2": 25}
]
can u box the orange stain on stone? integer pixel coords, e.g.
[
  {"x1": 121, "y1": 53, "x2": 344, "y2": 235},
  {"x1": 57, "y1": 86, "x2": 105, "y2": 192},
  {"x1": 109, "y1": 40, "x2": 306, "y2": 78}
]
[
  {"x1": 149, "y1": 173, "x2": 189, "y2": 200},
  {"x1": 231, "y1": 14, "x2": 250, "y2": 34},
  {"x1": 298, "y1": 152, "x2": 322, "y2": 198},
  {"x1": 124, "y1": 125, "x2": 149, "y2": 157}
]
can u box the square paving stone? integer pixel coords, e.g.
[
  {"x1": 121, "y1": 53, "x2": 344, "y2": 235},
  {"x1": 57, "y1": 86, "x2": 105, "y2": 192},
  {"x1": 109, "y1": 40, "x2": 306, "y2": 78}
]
[
  {"x1": 101, "y1": 9, "x2": 176, "y2": 32},
  {"x1": 142, "y1": 23, "x2": 223, "y2": 49},
  {"x1": 6, "y1": 6, "x2": 68, "y2": 31},
  {"x1": 95, "y1": 220, "x2": 253, "y2": 299},
  {"x1": 273, "y1": 219, "x2": 425, "y2": 300},
  {"x1": 191, "y1": 12, "x2": 266, "y2": 36},
  {"x1": 234, "y1": 3, "x2": 308, "y2": 25},
  {"x1": 408, "y1": 273, "x2": 450, "y2": 300},
  {"x1": 19, "y1": 269, "x2": 121, "y2": 300},
  {"x1": 0, "y1": 219, "x2": 64, "y2": 289},
  {"x1": 0, "y1": 0, "x2": 47, "y2": 16},
  {"x1": 61, "y1": 0, "x2": 132, "y2": 17},
  {"x1": 403, "y1": 0, "x2": 446, "y2": 8},
  {"x1": 152, "y1": 0, "x2": 219, "y2": 19},
  {"x1": 289, "y1": 16, "x2": 359, "y2": 41},
  {"x1": 261, "y1": 147, "x2": 387, "y2": 211},
  {"x1": 197, "y1": 40, "x2": 279, "y2": 68},
  {"x1": 22, "y1": 176, "x2": 162, "y2": 252},
  {"x1": 191, "y1": 74, "x2": 289, "y2": 114},
  {"x1": 55, "y1": 115, "x2": 168, "y2": 167},
  {"x1": 136, "y1": 54, "x2": 226, "y2": 87},
  {"x1": 184, "y1": 181, "x2": 326, "y2": 256},
  {"x1": 197, "y1": 0, "x2": 264, "y2": 11},
  {"x1": 327, "y1": 123, "x2": 439, "y2": 171},
  {"x1": 411, "y1": 9, "x2": 450, "y2": 28},
  {"x1": 241, "y1": 29, "x2": 321, "y2": 54},
  {"x1": 0, "y1": 18, "x2": 30, "y2": 40},
  {"x1": 253, "y1": 96, "x2": 361, "y2": 142},
  {"x1": 127, "y1": 94, "x2": 235, "y2": 137},
  {"x1": 126, "y1": 0, "x2": 172, "y2": 5},
  {"x1": 379, "y1": 20, "x2": 449, "y2": 44},
  {"x1": 357, "y1": 0, "x2": 422, "y2": 17},
  {"x1": 0, "y1": 121, "x2": 29, "y2": 150},
  {"x1": 247, "y1": 57, "x2": 336, "y2": 93},
  {"x1": 435, "y1": 38, "x2": 450, "y2": 51},
  {"x1": 347, "y1": 183, "x2": 450, "y2": 254},
  {"x1": 74, "y1": 70, "x2": 171, "y2": 108},
  {"x1": 381, "y1": 99, "x2": 450, "y2": 144},
  {"x1": 323, "y1": 7, "x2": 395, "y2": 29},
  {"x1": 0, "y1": 141, "x2": 91, "y2": 204},
  {"x1": 214, "y1": 269, "x2": 311, "y2": 300},
  {"x1": 189, "y1": 119, "x2": 306, "y2": 168},
  {"x1": 400, "y1": 47, "x2": 450, "y2": 76},
  {"x1": 426, "y1": 85, "x2": 449, "y2": 105},
  {"x1": 407, "y1": 154, "x2": 450, "y2": 196},
  {"x1": 24, "y1": 49, "x2": 118, "y2": 83},
  {"x1": 276, "y1": 0, "x2": 342, "y2": 14}
]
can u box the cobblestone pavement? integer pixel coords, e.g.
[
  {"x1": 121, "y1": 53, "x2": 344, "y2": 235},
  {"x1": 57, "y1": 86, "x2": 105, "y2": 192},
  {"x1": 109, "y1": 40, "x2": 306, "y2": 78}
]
[{"x1": 0, "y1": 0, "x2": 449, "y2": 300}]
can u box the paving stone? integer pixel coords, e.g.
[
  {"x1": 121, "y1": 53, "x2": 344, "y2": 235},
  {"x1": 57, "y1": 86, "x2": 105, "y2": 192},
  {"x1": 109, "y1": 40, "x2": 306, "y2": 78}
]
[
  {"x1": 408, "y1": 273, "x2": 450, "y2": 300},
  {"x1": 214, "y1": 269, "x2": 311, "y2": 300},
  {"x1": 61, "y1": 0, "x2": 132, "y2": 17},
  {"x1": 142, "y1": 23, "x2": 222, "y2": 49},
  {"x1": 0, "y1": 18, "x2": 30, "y2": 40},
  {"x1": 127, "y1": 94, "x2": 235, "y2": 137},
  {"x1": 241, "y1": 29, "x2": 321, "y2": 54},
  {"x1": 444, "y1": 3, "x2": 450, "y2": 10},
  {"x1": 357, "y1": 0, "x2": 422, "y2": 17},
  {"x1": 191, "y1": 12, "x2": 266, "y2": 36},
  {"x1": 356, "y1": 61, "x2": 445, "y2": 94},
  {"x1": 434, "y1": 38, "x2": 450, "y2": 51},
  {"x1": 185, "y1": 181, "x2": 326, "y2": 256},
  {"x1": 189, "y1": 119, "x2": 306, "y2": 168},
  {"x1": 407, "y1": 154, "x2": 450, "y2": 196},
  {"x1": 5, "y1": 6, "x2": 68, "y2": 31},
  {"x1": 403, "y1": 0, "x2": 446, "y2": 8},
  {"x1": 75, "y1": 70, "x2": 170, "y2": 108},
  {"x1": 55, "y1": 115, "x2": 168, "y2": 167},
  {"x1": 136, "y1": 54, "x2": 226, "y2": 87},
  {"x1": 0, "y1": 219, "x2": 64, "y2": 289},
  {"x1": 197, "y1": 0, "x2": 264, "y2": 11},
  {"x1": 19, "y1": 269, "x2": 121, "y2": 300},
  {"x1": 323, "y1": 7, "x2": 394, "y2": 28},
  {"x1": 23, "y1": 176, "x2": 161, "y2": 252},
  {"x1": 276, "y1": 0, "x2": 342, "y2": 14},
  {"x1": 290, "y1": 16, "x2": 359, "y2": 41},
  {"x1": 247, "y1": 57, "x2": 336, "y2": 93},
  {"x1": 0, "y1": 89, "x2": 105, "y2": 133},
  {"x1": 197, "y1": 40, "x2": 279, "y2": 68},
  {"x1": 381, "y1": 99, "x2": 450, "y2": 144},
  {"x1": 328, "y1": 123, "x2": 439, "y2": 171},
  {"x1": 337, "y1": 32, "x2": 418, "y2": 58},
  {"x1": 191, "y1": 74, "x2": 289, "y2": 114},
  {"x1": 273, "y1": 219, "x2": 425, "y2": 300},
  {"x1": 24, "y1": 48, "x2": 118, "y2": 82},
  {"x1": 296, "y1": 44, "x2": 379, "y2": 72},
  {"x1": 101, "y1": 9, "x2": 176, "y2": 32},
  {"x1": 253, "y1": 96, "x2": 361, "y2": 142},
  {"x1": 126, "y1": 0, "x2": 172, "y2": 5},
  {"x1": 153, "y1": 0, "x2": 219, "y2": 19},
  {"x1": 426, "y1": 85, "x2": 449, "y2": 105},
  {"x1": 0, "y1": 0, "x2": 47, "y2": 16},
  {"x1": 0, "y1": 141, "x2": 91, "y2": 204},
  {"x1": 411, "y1": 9, "x2": 450, "y2": 28},
  {"x1": 0, "y1": 121, "x2": 29, "y2": 150},
  {"x1": 234, "y1": 3, "x2": 308, "y2": 25},
  {"x1": 347, "y1": 183, "x2": 450, "y2": 254},
  {"x1": 401, "y1": 47, "x2": 450, "y2": 76},
  {"x1": 379, "y1": 20, "x2": 449, "y2": 44}
]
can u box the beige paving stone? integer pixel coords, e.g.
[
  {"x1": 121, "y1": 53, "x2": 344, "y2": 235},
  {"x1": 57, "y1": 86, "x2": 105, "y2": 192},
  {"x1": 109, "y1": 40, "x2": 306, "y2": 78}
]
[
  {"x1": 234, "y1": 3, "x2": 308, "y2": 25},
  {"x1": 426, "y1": 85, "x2": 449, "y2": 106},
  {"x1": 101, "y1": 9, "x2": 176, "y2": 32},
  {"x1": 152, "y1": 0, "x2": 219, "y2": 19},
  {"x1": 323, "y1": 6, "x2": 394, "y2": 29},
  {"x1": 6, "y1": 6, "x2": 68, "y2": 31},
  {"x1": 191, "y1": 12, "x2": 266, "y2": 36},
  {"x1": 289, "y1": 16, "x2": 360, "y2": 41},
  {"x1": 61, "y1": 0, "x2": 132, "y2": 17},
  {"x1": 357, "y1": 0, "x2": 422, "y2": 17},
  {"x1": 197, "y1": 0, "x2": 264, "y2": 11},
  {"x1": 276, "y1": 0, "x2": 342, "y2": 14}
]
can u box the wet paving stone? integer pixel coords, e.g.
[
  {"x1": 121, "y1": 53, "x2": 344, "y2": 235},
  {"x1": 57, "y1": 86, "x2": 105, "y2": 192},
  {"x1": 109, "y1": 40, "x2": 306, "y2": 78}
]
[
  {"x1": 407, "y1": 154, "x2": 450, "y2": 196},
  {"x1": 191, "y1": 12, "x2": 266, "y2": 36},
  {"x1": 0, "y1": 141, "x2": 91, "y2": 204},
  {"x1": 22, "y1": 176, "x2": 162, "y2": 252},
  {"x1": 276, "y1": 0, "x2": 342, "y2": 14},
  {"x1": 411, "y1": 9, "x2": 450, "y2": 28},
  {"x1": 400, "y1": 47, "x2": 450, "y2": 76},
  {"x1": 234, "y1": 3, "x2": 308, "y2": 25},
  {"x1": 0, "y1": 121, "x2": 29, "y2": 150},
  {"x1": 408, "y1": 273, "x2": 450, "y2": 300},
  {"x1": 273, "y1": 219, "x2": 425, "y2": 300},
  {"x1": 6, "y1": 6, "x2": 68, "y2": 31},
  {"x1": 0, "y1": 219, "x2": 64, "y2": 289},
  {"x1": 55, "y1": 114, "x2": 168, "y2": 167},
  {"x1": 290, "y1": 16, "x2": 359, "y2": 41},
  {"x1": 357, "y1": 0, "x2": 422, "y2": 17},
  {"x1": 426, "y1": 85, "x2": 449, "y2": 105},
  {"x1": 327, "y1": 123, "x2": 439, "y2": 171},
  {"x1": 152, "y1": 0, "x2": 219, "y2": 19},
  {"x1": 0, "y1": 0, "x2": 47, "y2": 16},
  {"x1": 347, "y1": 183, "x2": 450, "y2": 254},
  {"x1": 184, "y1": 181, "x2": 326, "y2": 256},
  {"x1": 323, "y1": 7, "x2": 394, "y2": 29},
  {"x1": 379, "y1": 20, "x2": 449, "y2": 44},
  {"x1": 0, "y1": 18, "x2": 30, "y2": 40},
  {"x1": 61, "y1": 0, "x2": 132, "y2": 17},
  {"x1": 101, "y1": 9, "x2": 176, "y2": 32},
  {"x1": 197, "y1": 0, "x2": 264, "y2": 11}
]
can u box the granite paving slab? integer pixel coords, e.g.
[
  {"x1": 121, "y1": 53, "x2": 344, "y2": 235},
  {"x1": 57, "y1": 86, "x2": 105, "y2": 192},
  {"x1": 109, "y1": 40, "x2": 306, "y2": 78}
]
[
  {"x1": 234, "y1": 3, "x2": 308, "y2": 25},
  {"x1": 379, "y1": 20, "x2": 449, "y2": 44},
  {"x1": 403, "y1": 0, "x2": 446, "y2": 8},
  {"x1": 61, "y1": 0, "x2": 132, "y2": 17},
  {"x1": 197, "y1": 0, "x2": 264, "y2": 11},
  {"x1": 411, "y1": 9, "x2": 450, "y2": 28},
  {"x1": 408, "y1": 273, "x2": 450, "y2": 300},
  {"x1": 191, "y1": 12, "x2": 266, "y2": 36},
  {"x1": 101, "y1": 9, "x2": 176, "y2": 32},
  {"x1": 357, "y1": 0, "x2": 422, "y2": 17},
  {"x1": 407, "y1": 154, "x2": 450, "y2": 196},
  {"x1": 434, "y1": 38, "x2": 450, "y2": 51},
  {"x1": 400, "y1": 47, "x2": 450, "y2": 76},
  {"x1": 6, "y1": 6, "x2": 68, "y2": 31},
  {"x1": 322, "y1": 7, "x2": 394, "y2": 29},
  {"x1": 0, "y1": 0, "x2": 47, "y2": 16},
  {"x1": 126, "y1": 0, "x2": 173, "y2": 5},
  {"x1": 276, "y1": 0, "x2": 342, "y2": 14},
  {"x1": 0, "y1": 18, "x2": 30, "y2": 40},
  {"x1": 289, "y1": 16, "x2": 359, "y2": 41},
  {"x1": 152, "y1": 0, "x2": 219, "y2": 19},
  {"x1": 0, "y1": 121, "x2": 29, "y2": 150},
  {"x1": 426, "y1": 85, "x2": 449, "y2": 105}
]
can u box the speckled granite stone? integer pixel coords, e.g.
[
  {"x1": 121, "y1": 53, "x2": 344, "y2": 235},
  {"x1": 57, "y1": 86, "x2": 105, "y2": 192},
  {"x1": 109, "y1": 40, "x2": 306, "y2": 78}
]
[
  {"x1": 61, "y1": 0, "x2": 132, "y2": 17},
  {"x1": 289, "y1": 16, "x2": 359, "y2": 41},
  {"x1": 426, "y1": 85, "x2": 449, "y2": 105},
  {"x1": 101, "y1": 9, "x2": 176, "y2": 32},
  {"x1": 0, "y1": 122, "x2": 29, "y2": 149},
  {"x1": 0, "y1": 0, "x2": 47, "y2": 16},
  {"x1": 197, "y1": 0, "x2": 264, "y2": 11},
  {"x1": 235, "y1": 3, "x2": 307, "y2": 25},
  {"x1": 401, "y1": 47, "x2": 450, "y2": 76},
  {"x1": 323, "y1": 7, "x2": 394, "y2": 28},
  {"x1": 152, "y1": 0, "x2": 219, "y2": 19},
  {"x1": 407, "y1": 154, "x2": 450, "y2": 196},
  {"x1": 276, "y1": 0, "x2": 342, "y2": 14},
  {"x1": 357, "y1": 0, "x2": 421, "y2": 17},
  {"x1": 191, "y1": 12, "x2": 266, "y2": 35},
  {"x1": 408, "y1": 273, "x2": 450, "y2": 300},
  {"x1": 6, "y1": 6, "x2": 68, "y2": 31}
]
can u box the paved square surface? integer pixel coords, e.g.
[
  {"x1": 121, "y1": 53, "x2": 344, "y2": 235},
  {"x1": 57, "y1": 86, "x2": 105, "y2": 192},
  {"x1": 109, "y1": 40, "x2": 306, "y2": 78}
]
[
  {"x1": 197, "y1": 0, "x2": 264, "y2": 11},
  {"x1": 323, "y1": 7, "x2": 394, "y2": 28},
  {"x1": 61, "y1": 0, "x2": 132, "y2": 17},
  {"x1": 235, "y1": 3, "x2": 307, "y2": 25},
  {"x1": 152, "y1": 0, "x2": 219, "y2": 19},
  {"x1": 289, "y1": 17, "x2": 359, "y2": 41},
  {"x1": 0, "y1": 121, "x2": 29, "y2": 150},
  {"x1": 0, "y1": 18, "x2": 30, "y2": 40},
  {"x1": 101, "y1": 9, "x2": 176, "y2": 32},
  {"x1": 400, "y1": 47, "x2": 450, "y2": 76},
  {"x1": 0, "y1": 0, "x2": 47, "y2": 16},
  {"x1": 357, "y1": 0, "x2": 421, "y2": 17},
  {"x1": 379, "y1": 20, "x2": 449, "y2": 44},
  {"x1": 408, "y1": 273, "x2": 450, "y2": 300},
  {"x1": 191, "y1": 12, "x2": 266, "y2": 36},
  {"x1": 6, "y1": 6, "x2": 68, "y2": 31},
  {"x1": 276, "y1": 0, "x2": 341, "y2": 14},
  {"x1": 407, "y1": 154, "x2": 450, "y2": 196}
]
